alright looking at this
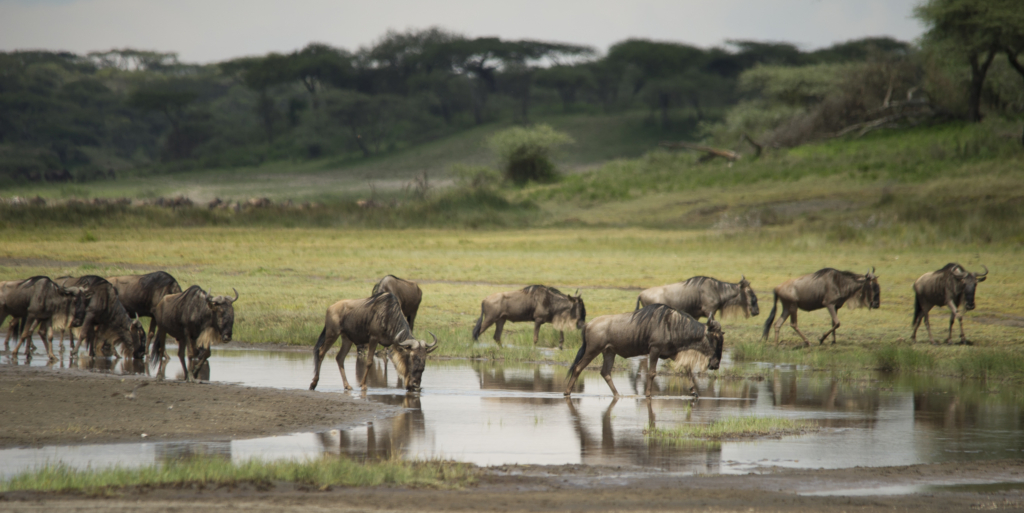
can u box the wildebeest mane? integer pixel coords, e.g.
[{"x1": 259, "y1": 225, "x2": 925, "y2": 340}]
[
  {"x1": 140, "y1": 271, "x2": 182, "y2": 294},
  {"x1": 629, "y1": 304, "x2": 705, "y2": 345},
  {"x1": 937, "y1": 263, "x2": 962, "y2": 274},
  {"x1": 523, "y1": 284, "x2": 564, "y2": 297},
  {"x1": 813, "y1": 268, "x2": 861, "y2": 281},
  {"x1": 366, "y1": 291, "x2": 411, "y2": 341},
  {"x1": 371, "y1": 275, "x2": 398, "y2": 296}
]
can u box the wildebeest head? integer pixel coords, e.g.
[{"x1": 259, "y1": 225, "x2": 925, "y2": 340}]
[
  {"x1": 205, "y1": 288, "x2": 238, "y2": 342},
  {"x1": 854, "y1": 267, "x2": 881, "y2": 310},
  {"x1": 390, "y1": 332, "x2": 439, "y2": 392},
  {"x1": 953, "y1": 265, "x2": 988, "y2": 311},
  {"x1": 705, "y1": 320, "x2": 724, "y2": 370},
  {"x1": 60, "y1": 286, "x2": 91, "y2": 327},
  {"x1": 738, "y1": 276, "x2": 759, "y2": 317},
  {"x1": 129, "y1": 313, "x2": 147, "y2": 359}
]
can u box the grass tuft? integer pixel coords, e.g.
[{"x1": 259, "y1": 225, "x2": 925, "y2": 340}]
[
  {"x1": 645, "y1": 416, "x2": 816, "y2": 445},
  {"x1": 0, "y1": 455, "x2": 476, "y2": 493}
]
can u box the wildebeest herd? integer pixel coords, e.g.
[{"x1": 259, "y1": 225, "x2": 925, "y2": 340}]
[{"x1": 0, "y1": 263, "x2": 990, "y2": 401}]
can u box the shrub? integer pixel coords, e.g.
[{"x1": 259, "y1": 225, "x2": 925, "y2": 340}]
[{"x1": 486, "y1": 124, "x2": 574, "y2": 185}]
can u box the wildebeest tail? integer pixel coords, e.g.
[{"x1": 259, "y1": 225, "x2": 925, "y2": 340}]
[
  {"x1": 471, "y1": 305, "x2": 484, "y2": 341},
  {"x1": 761, "y1": 292, "x2": 779, "y2": 341},
  {"x1": 567, "y1": 326, "x2": 587, "y2": 378},
  {"x1": 312, "y1": 326, "x2": 327, "y2": 369}
]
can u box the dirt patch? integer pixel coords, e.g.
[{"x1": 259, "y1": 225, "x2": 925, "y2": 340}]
[
  {"x1": 975, "y1": 313, "x2": 1024, "y2": 329},
  {"x1": 0, "y1": 363, "x2": 396, "y2": 448}
]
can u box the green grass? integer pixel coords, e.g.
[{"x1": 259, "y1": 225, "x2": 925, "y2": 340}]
[
  {"x1": 645, "y1": 416, "x2": 816, "y2": 445},
  {"x1": 0, "y1": 456, "x2": 476, "y2": 493}
]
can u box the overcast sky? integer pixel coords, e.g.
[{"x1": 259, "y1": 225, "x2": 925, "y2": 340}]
[{"x1": 1, "y1": 0, "x2": 926, "y2": 63}]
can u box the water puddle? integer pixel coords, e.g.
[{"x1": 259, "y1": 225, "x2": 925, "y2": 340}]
[{"x1": 3, "y1": 342, "x2": 1024, "y2": 484}]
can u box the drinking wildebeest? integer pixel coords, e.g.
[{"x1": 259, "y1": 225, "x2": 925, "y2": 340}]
[
  {"x1": 2, "y1": 277, "x2": 89, "y2": 359},
  {"x1": 58, "y1": 276, "x2": 146, "y2": 359},
  {"x1": 472, "y1": 285, "x2": 585, "y2": 349},
  {"x1": 636, "y1": 275, "x2": 759, "y2": 320},
  {"x1": 106, "y1": 271, "x2": 182, "y2": 347},
  {"x1": 762, "y1": 268, "x2": 880, "y2": 347},
  {"x1": 309, "y1": 292, "x2": 438, "y2": 393},
  {"x1": 564, "y1": 304, "x2": 723, "y2": 400},
  {"x1": 911, "y1": 263, "x2": 988, "y2": 345},
  {"x1": 371, "y1": 275, "x2": 422, "y2": 330},
  {"x1": 151, "y1": 286, "x2": 238, "y2": 382}
]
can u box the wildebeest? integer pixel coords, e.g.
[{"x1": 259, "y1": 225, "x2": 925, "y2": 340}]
[
  {"x1": 1, "y1": 277, "x2": 89, "y2": 359},
  {"x1": 636, "y1": 275, "x2": 759, "y2": 320},
  {"x1": 57, "y1": 276, "x2": 146, "y2": 359},
  {"x1": 106, "y1": 271, "x2": 182, "y2": 347},
  {"x1": 911, "y1": 263, "x2": 988, "y2": 345},
  {"x1": 472, "y1": 285, "x2": 586, "y2": 349},
  {"x1": 150, "y1": 285, "x2": 237, "y2": 382},
  {"x1": 371, "y1": 275, "x2": 422, "y2": 330},
  {"x1": 309, "y1": 292, "x2": 438, "y2": 393},
  {"x1": 762, "y1": 268, "x2": 880, "y2": 347},
  {"x1": 564, "y1": 304, "x2": 724, "y2": 400}
]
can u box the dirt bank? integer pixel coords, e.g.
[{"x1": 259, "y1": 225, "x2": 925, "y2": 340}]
[{"x1": 0, "y1": 362, "x2": 396, "y2": 448}]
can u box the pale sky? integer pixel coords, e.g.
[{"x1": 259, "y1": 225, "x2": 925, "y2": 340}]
[{"x1": 0, "y1": 0, "x2": 926, "y2": 63}]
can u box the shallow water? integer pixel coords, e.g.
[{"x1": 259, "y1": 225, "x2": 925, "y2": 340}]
[{"x1": 3, "y1": 342, "x2": 1024, "y2": 480}]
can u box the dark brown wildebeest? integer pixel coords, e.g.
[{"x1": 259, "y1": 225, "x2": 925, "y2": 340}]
[
  {"x1": 762, "y1": 268, "x2": 880, "y2": 347},
  {"x1": 911, "y1": 263, "x2": 988, "y2": 345},
  {"x1": 309, "y1": 292, "x2": 438, "y2": 393},
  {"x1": 106, "y1": 271, "x2": 182, "y2": 347},
  {"x1": 564, "y1": 304, "x2": 724, "y2": 400},
  {"x1": 472, "y1": 285, "x2": 586, "y2": 349},
  {"x1": 2, "y1": 277, "x2": 89, "y2": 359},
  {"x1": 371, "y1": 275, "x2": 422, "y2": 330},
  {"x1": 57, "y1": 276, "x2": 146, "y2": 359},
  {"x1": 636, "y1": 275, "x2": 759, "y2": 320},
  {"x1": 151, "y1": 285, "x2": 238, "y2": 382}
]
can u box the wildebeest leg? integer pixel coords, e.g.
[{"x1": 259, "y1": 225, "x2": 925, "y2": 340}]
[
  {"x1": 359, "y1": 340, "x2": 379, "y2": 390},
  {"x1": 772, "y1": 305, "x2": 790, "y2": 346},
  {"x1": 911, "y1": 301, "x2": 933, "y2": 343},
  {"x1": 149, "y1": 327, "x2": 167, "y2": 360},
  {"x1": 564, "y1": 347, "x2": 602, "y2": 396},
  {"x1": 533, "y1": 321, "x2": 542, "y2": 345},
  {"x1": 177, "y1": 335, "x2": 192, "y2": 382},
  {"x1": 191, "y1": 347, "x2": 211, "y2": 380},
  {"x1": 39, "y1": 321, "x2": 56, "y2": 360},
  {"x1": 944, "y1": 300, "x2": 958, "y2": 344},
  {"x1": 493, "y1": 319, "x2": 506, "y2": 346},
  {"x1": 78, "y1": 313, "x2": 98, "y2": 357},
  {"x1": 687, "y1": 368, "x2": 701, "y2": 402},
  {"x1": 309, "y1": 328, "x2": 341, "y2": 391},
  {"x1": 644, "y1": 348, "x2": 661, "y2": 398},
  {"x1": 600, "y1": 350, "x2": 619, "y2": 397},
  {"x1": 788, "y1": 308, "x2": 812, "y2": 347},
  {"x1": 819, "y1": 305, "x2": 841, "y2": 345},
  {"x1": 145, "y1": 318, "x2": 157, "y2": 350},
  {"x1": 14, "y1": 317, "x2": 43, "y2": 359},
  {"x1": 558, "y1": 331, "x2": 566, "y2": 350}
]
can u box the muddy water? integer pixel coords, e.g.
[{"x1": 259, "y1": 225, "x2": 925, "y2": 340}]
[{"x1": 3, "y1": 344, "x2": 1024, "y2": 479}]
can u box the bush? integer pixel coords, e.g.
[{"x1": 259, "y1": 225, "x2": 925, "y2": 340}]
[{"x1": 486, "y1": 124, "x2": 574, "y2": 185}]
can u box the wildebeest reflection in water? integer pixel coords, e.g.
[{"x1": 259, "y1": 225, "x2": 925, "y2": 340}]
[
  {"x1": 155, "y1": 441, "x2": 231, "y2": 464},
  {"x1": 75, "y1": 355, "x2": 149, "y2": 376},
  {"x1": 317, "y1": 393, "x2": 425, "y2": 460},
  {"x1": 564, "y1": 397, "x2": 721, "y2": 472},
  {"x1": 473, "y1": 362, "x2": 567, "y2": 394}
]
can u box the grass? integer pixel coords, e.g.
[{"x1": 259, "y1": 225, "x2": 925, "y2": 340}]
[
  {"x1": 0, "y1": 456, "x2": 476, "y2": 493},
  {"x1": 645, "y1": 416, "x2": 817, "y2": 445}
]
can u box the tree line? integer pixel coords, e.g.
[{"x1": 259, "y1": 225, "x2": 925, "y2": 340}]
[{"x1": 1, "y1": 0, "x2": 1022, "y2": 184}]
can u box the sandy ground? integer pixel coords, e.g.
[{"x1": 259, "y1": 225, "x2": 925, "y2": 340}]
[
  {"x1": 0, "y1": 361, "x2": 395, "y2": 448},
  {"x1": 2, "y1": 357, "x2": 1023, "y2": 512}
]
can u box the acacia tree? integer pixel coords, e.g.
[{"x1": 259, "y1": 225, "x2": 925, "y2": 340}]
[
  {"x1": 221, "y1": 54, "x2": 292, "y2": 143},
  {"x1": 915, "y1": 0, "x2": 1024, "y2": 122}
]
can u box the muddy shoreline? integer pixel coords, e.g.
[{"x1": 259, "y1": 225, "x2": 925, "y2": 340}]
[{"x1": 0, "y1": 361, "x2": 397, "y2": 449}]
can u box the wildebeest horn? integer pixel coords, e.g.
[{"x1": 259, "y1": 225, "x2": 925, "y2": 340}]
[
  {"x1": 977, "y1": 265, "x2": 989, "y2": 277},
  {"x1": 427, "y1": 332, "x2": 438, "y2": 350},
  {"x1": 230, "y1": 287, "x2": 239, "y2": 303}
]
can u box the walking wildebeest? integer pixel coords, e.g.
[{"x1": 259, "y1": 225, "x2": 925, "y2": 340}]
[
  {"x1": 58, "y1": 276, "x2": 146, "y2": 359},
  {"x1": 564, "y1": 304, "x2": 724, "y2": 400},
  {"x1": 107, "y1": 271, "x2": 182, "y2": 347},
  {"x1": 371, "y1": 275, "x2": 423, "y2": 330},
  {"x1": 636, "y1": 275, "x2": 759, "y2": 320},
  {"x1": 911, "y1": 263, "x2": 988, "y2": 345},
  {"x1": 2, "y1": 277, "x2": 89, "y2": 359},
  {"x1": 309, "y1": 292, "x2": 438, "y2": 393},
  {"x1": 472, "y1": 285, "x2": 586, "y2": 349},
  {"x1": 151, "y1": 286, "x2": 238, "y2": 382},
  {"x1": 762, "y1": 268, "x2": 880, "y2": 347}
]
